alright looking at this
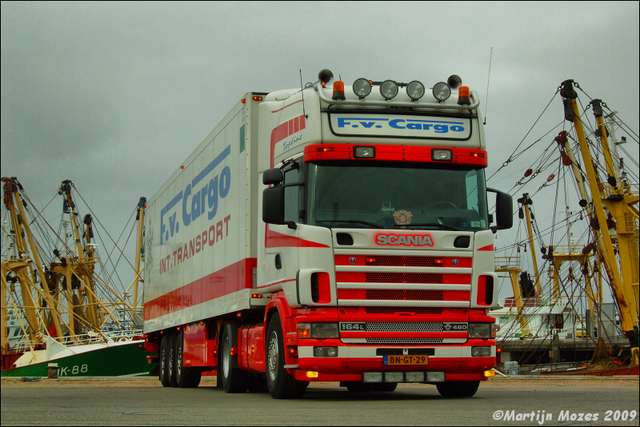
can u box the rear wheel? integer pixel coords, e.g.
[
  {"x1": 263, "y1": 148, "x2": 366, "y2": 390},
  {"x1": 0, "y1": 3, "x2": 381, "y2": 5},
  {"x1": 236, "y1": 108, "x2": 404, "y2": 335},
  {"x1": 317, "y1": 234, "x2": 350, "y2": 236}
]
[
  {"x1": 266, "y1": 315, "x2": 308, "y2": 399},
  {"x1": 175, "y1": 331, "x2": 202, "y2": 388},
  {"x1": 436, "y1": 380, "x2": 480, "y2": 398},
  {"x1": 219, "y1": 323, "x2": 249, "y2": 393},
  {"x1": 159, "y1": 334, "x2": 171, "y2": 387},
  {"x1": 167, "y1": 332, "x2": 178, "y2": 387}
]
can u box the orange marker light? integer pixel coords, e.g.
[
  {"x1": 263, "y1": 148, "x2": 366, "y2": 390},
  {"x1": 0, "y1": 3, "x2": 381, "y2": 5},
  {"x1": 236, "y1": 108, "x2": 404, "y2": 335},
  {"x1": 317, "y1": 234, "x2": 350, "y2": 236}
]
[
  {"x1": 332, "y1": 81, "x2": 346, "y2": 100},
  {"x1": 458, "y1": 86, "x2": 471, "y2": 105}
]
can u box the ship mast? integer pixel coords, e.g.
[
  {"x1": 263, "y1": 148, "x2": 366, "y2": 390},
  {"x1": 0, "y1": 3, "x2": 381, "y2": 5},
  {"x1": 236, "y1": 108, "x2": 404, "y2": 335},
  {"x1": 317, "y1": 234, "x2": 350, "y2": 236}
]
[{"x1": 560, "y1": 80, "x2": 639, "y2": 349}]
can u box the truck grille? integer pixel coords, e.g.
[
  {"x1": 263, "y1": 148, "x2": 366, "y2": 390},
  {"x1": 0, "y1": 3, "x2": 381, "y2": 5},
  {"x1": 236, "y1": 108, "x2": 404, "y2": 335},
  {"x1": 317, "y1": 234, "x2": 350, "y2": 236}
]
[
  {"x1": 361, "y1": 322, "x2": 444, "y2": 332},
  {"x1": 365, "y1": 256, "x2": 443, "y2": 267},
  {"x1": 365, "y1": 338, "x2": 445, "y2": 344},
  {"x1": 363, "y1": 307, "x2": 443, "y2": 315},
  {"x1": 365, "y1": 272, "x2": 443, "y2": 284},
  {"x1": 335, "y1": 252, "x2": 472, "y2": 308},
  {"x1": 365, "y1": 289, "x2": 443, "y2": 301}
]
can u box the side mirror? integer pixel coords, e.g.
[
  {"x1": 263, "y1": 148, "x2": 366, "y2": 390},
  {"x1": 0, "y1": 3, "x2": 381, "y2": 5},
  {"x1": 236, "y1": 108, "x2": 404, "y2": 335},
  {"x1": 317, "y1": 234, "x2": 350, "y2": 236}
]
[
  {"x1": 263, "y1": 186, "x2": 285, "y2": 224},
  {"x1": 263, "y1": 168, "x2": 283, "y2": 185},
  {"x1": 262, "y1": 168, "x2": 297, "y2": 230},
  {"x1": 487, "y1": 188, "x2": 513, "y2": 231}
]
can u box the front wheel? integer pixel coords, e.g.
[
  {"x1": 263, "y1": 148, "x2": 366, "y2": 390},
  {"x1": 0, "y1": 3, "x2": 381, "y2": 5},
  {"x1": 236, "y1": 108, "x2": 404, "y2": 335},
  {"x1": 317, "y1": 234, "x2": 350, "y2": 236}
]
[
  {"x1": 266, "y1": 315, "x2": 308, "y2": 399},
  {"x1": 436, "y1": 380, "x2": 479, "y2": 398},
  {"x1": 219, "y1": 323, "x2": 248, "y2": 393}
]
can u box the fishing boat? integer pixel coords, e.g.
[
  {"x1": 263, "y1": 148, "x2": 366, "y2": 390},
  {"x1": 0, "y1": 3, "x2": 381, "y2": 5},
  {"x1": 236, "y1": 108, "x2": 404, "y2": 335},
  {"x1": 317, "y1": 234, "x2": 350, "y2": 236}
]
[{"x1": 1, "y1": 178, "x2": 155, "y2": 377}]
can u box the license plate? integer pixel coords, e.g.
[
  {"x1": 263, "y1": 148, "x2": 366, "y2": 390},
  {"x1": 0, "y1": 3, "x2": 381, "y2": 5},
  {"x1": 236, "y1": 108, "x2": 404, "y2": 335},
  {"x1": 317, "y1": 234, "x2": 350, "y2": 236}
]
[{"x1": 383, "y1": 355, "x2": 429, "y2": 365}]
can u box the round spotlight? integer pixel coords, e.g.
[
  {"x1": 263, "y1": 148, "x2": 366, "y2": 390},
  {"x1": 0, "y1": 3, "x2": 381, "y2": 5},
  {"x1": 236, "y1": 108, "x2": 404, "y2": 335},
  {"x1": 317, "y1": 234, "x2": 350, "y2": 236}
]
[
  {"x1": 380, "y1": 80, "x2": 399, "y2": 100},
  {"x1": 353, "y1": 78, "x2": 372, "y2": 98},
  {"x1": 406, "y1": 80, "x2": 425, "y2": 101},
  {"x1": 447, "y1": 75, "x2": 462, "y2": 89},
  {"x1": 432, "y1": 82, "x2": 451, "y2": 102}
]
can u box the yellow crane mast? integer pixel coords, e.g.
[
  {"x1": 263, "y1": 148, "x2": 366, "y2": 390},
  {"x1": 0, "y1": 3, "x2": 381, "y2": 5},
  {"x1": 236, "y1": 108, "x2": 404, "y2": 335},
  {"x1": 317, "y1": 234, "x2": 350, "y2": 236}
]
[{"x1": 560, "y1": 80, "x2": 639, "y2": 357}]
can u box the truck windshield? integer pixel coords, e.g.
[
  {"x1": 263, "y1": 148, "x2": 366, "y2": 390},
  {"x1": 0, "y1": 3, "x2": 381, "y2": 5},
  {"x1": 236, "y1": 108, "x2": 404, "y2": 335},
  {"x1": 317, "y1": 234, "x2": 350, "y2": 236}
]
[{"x1": 307, "y1": 161, "x2": 489, "y2": 231}]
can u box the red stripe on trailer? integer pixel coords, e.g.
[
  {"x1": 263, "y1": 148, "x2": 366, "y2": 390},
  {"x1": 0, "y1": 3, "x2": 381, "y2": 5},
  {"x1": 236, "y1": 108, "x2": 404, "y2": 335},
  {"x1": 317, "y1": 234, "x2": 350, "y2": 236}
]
[{"x1": 144, "y1": 258, "x2": 257, "y2": 320}]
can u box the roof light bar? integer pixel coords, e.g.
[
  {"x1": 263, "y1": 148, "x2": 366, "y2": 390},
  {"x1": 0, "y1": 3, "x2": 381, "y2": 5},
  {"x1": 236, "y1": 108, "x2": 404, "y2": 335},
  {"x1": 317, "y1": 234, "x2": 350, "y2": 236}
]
[
  {"x1": 380, "y1": 80, "x2": 399, "y2": 100},
  {"x1": 458, "y1": 86, "x2": 471, "y2": 105},
  {"x1": 432, "y1": 82, "x2": 451, "y2": 102},
  {"x1": 332, "y1": 80, "x2": 346, "y2": 100},
  {"x1": 406, "y1": 81, "x2": 425, "y2": 101},
  {"x1": 353, "y1": 78, "x2": 372, "y2": 99}
]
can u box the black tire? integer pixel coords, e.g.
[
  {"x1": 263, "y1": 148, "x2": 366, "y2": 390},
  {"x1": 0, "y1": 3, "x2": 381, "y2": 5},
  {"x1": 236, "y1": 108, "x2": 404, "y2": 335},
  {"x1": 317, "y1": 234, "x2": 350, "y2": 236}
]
[
  {"x1": 168, "y1": 332, "x2": 178, "y2": 387},
  {"x1": 436, "y1": 380, "x2": 480, "y2": 398},
  {"x1": 159, "y1": 334, "x2": 171, "y2": 387},
  {"x1": 219, "y1": 323, "x2": 249, "y2": 393},
  {"x1": 175, "y1": 331, "x2": 202, "y2": 388},
  {"x1": 266, "y1": 315, "x2": 308, "y2": 399}
]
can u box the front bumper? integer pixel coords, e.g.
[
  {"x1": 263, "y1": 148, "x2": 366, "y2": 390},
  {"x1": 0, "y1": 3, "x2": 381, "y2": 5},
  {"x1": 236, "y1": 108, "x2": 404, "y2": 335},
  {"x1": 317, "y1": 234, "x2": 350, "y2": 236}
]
[{"x1": 290, "y1": 338, "x2": 495, "y2": 382}]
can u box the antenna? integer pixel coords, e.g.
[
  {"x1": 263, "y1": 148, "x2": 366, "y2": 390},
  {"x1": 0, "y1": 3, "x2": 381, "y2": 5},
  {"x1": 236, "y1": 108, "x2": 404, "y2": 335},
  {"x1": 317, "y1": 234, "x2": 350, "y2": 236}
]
[
  {"x1": 483, "y1": 47, "x2": 493, "y2": 125},
  {"x1": 300, "y1": 69, "x2": 307, "y2": 118}
]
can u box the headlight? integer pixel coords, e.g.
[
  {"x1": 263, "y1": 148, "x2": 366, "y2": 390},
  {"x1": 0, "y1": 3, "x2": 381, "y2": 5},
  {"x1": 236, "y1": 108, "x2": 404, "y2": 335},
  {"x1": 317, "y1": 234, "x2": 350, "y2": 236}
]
[
  {"x1": 432, "y1": 82, "x2": 452, "y2": 102},
  {"x1": 472, "y1": 346, "x2": 492, "y2": 357},
  {"x1": 353, "y1": 78, "x2": 372, "y2": 98},
  {"x1": 406, "y1": 80, "x2": 425, "y2": 101},
  {"x1": 431, "y1": 149, "x2": 452, "y2": 161},
  {"x1": 354, "y1": 146, "x2": 375, "y2": 158},
  {"x1": 468, "y1": 323, "x2": 492, "y2": 339},
  {"x1": 380, "y1": 80, "x2": 399, "y2": 100},
  {"x1": 298, "y1": 323, "x2": 340, "y2": 338}
]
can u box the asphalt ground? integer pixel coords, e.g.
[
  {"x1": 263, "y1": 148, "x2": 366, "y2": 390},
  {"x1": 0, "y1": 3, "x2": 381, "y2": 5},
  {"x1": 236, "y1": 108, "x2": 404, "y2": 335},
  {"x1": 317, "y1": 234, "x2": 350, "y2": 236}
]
[{"x1": 2, "y1": 376, "x2": 638, "y2": 426}]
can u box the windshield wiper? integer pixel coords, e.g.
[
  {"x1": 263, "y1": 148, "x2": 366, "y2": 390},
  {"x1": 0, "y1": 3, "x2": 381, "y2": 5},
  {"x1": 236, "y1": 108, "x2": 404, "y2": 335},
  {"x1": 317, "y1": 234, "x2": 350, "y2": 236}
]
[
  {"x1": 315, "y1": 219, "x2": 385, "y2": 229},
  {"x1": 393, "y1": 222, "x2": 459, "y2": 231}
]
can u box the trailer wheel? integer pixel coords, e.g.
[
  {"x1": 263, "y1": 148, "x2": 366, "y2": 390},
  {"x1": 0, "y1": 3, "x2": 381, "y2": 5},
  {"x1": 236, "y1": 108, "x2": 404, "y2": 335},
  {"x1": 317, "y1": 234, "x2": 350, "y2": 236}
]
[
  {"x1": 266, "y1": 315, "x2": 308, "y2": 399},
  {"x1": 220, "y1": 323, "x2": 248, "y2": 393},
  {"x1": 436, "y1": 380, "x2": 479, "y2": 398},
  {"x1": 168, "y1": 332, "x2": 178, "y2": 387},
  {"x1": 159, "y1": 333, "x2": 171, "y2": 387},
  {"x1": 175, "y1": 331, "x2": 201, "y2": 388}
]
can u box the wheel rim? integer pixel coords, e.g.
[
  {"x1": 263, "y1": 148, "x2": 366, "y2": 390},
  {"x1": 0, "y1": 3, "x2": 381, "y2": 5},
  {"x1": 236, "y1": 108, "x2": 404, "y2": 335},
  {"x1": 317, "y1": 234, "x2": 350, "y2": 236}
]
[
  {"x1": 176, "y1": 341, "x2": 182, "y2": 380},
  {"x1": 160, "y1": 341, "x2": 166, "y2": 377},
  {"x1": 168, "y1": 344, "x2": 174, "y2": 379},
  {"x1": 267, "y1": 331, "x2": 279, "y2": 382},
  {"x1": 222, "y1": 336, "x2": 230, "y2": 379}
]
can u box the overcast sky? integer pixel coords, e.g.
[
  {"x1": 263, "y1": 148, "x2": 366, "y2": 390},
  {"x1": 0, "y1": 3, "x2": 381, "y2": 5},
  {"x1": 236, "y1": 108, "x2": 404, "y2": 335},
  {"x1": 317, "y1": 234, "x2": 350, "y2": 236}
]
[{"x1": 2, "y1": 2, "x2": 639, "y2": 303}]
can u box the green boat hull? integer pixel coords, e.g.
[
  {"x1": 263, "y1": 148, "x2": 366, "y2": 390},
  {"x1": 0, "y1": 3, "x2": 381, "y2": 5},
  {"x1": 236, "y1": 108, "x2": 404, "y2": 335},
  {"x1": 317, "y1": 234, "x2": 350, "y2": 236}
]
[{"x1": 1, "y1": 341, "x2": 156, "y2": 378}]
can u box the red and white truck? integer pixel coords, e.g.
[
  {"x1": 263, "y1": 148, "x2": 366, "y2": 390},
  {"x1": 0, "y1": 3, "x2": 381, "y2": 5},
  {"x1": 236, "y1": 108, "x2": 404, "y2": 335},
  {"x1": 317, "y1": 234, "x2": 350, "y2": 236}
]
[{"x1": 143, "y1": 69, "x2": 513, "y2": 398}]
